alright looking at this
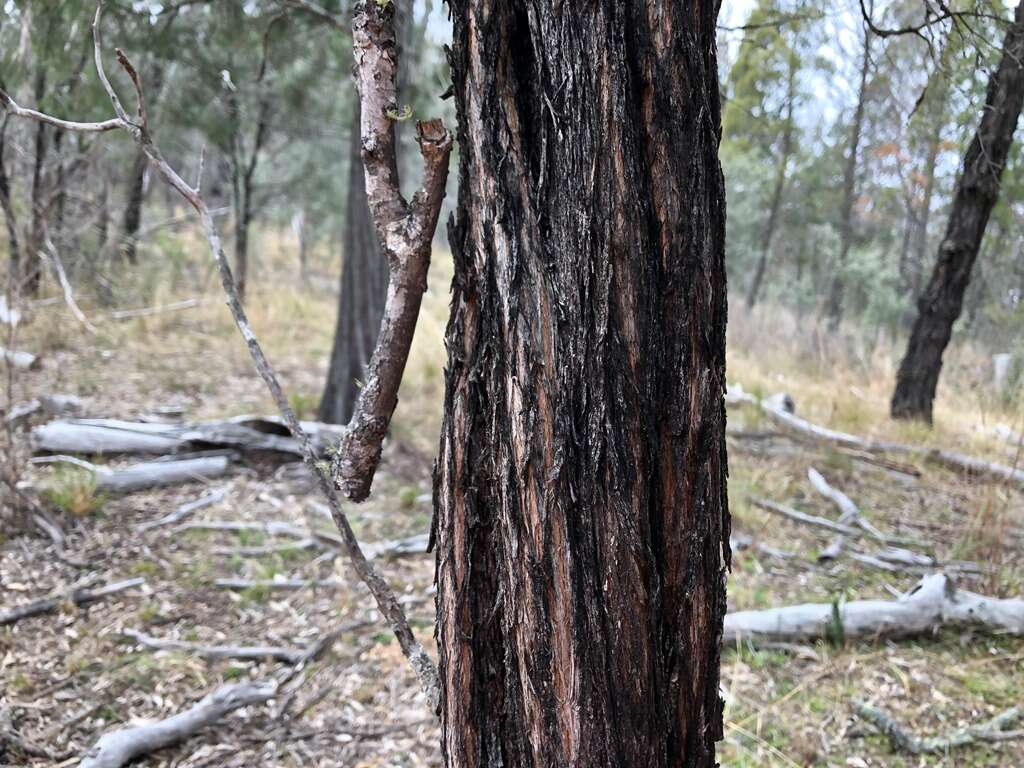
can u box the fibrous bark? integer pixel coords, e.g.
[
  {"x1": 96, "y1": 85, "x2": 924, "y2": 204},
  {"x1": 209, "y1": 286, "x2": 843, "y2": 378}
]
[
  {"x1": 891, "y1": 3, "x2": 1024, "y2": 423},
  {"x1": 435, "y1": 2, "x2": 730, "y2": 766}
]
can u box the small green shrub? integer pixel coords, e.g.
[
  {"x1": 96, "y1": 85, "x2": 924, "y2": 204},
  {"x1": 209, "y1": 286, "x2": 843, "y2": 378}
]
[{"x1": 44, "y1": 466, "x2": 106, "y2": 517}]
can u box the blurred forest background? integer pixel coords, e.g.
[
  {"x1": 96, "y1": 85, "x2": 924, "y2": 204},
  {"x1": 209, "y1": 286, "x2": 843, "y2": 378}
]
[{"x1": 0, "y1": 1, "x2": 1022, "y2": 766}]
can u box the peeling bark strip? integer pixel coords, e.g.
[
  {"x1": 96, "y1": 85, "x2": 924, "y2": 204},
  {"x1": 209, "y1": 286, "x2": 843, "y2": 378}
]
[
  {"x1": 891, "y1": 2, "x2": 1024, "y2": 423},
  {"x1": 437, "y1": 2, "x2": 730, "y2": 766},
  {"x1": 331, "y1": 1, "x2": 453, "y2": 502}
]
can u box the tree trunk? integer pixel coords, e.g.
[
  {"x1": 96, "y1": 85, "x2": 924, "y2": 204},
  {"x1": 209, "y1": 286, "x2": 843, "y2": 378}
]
[
  {"x1": 318, "y1": 106, "x2": 387, "y2": 424},
  {"x1": 120, "y1": 65, "x2": 164, "y2": 263},
  {"x1": 822, "y1": 21, "x2": 872, "y2": 331},
  {"x1": 120, "y1": 149, "x2": 148, "y2": 263},
  {"x1": 891, "y1": 3, "x2": 1024, "y2": 423},
  {"x1": 435, "y1": 3, "x2": 730, "y2": 766},
  {"x1": 24, "y1": 70, "x2": 48, "y2": 295},
  {"x1": 746, "y1": 65, "x2": 795, "y2": 310},
  {"x1": 0, "y1": 115, "x2": 20, "y2": 267}
]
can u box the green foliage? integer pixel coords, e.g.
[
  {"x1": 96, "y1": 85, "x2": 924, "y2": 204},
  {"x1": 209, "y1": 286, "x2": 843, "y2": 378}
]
[{"x1": 43, "y1": 466, "x2": 105, "y2": 517}]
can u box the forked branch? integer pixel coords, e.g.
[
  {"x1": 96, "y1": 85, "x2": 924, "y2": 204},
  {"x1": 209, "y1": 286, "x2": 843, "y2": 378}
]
[
  {"x1": 0, "y1": 1, "x2": 446, "y2": 708},
  {"x1": 330, "y1": 1, "x2": 453, "y2": 501}
]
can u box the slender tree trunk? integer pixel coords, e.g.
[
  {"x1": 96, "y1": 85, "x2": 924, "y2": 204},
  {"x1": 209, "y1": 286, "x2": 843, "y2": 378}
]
[
  {"x1": 24, "y1": 70, "x2": 48, "y2": 295},
  {"x1": 96, "y1": 177, "x2": 109, "y2": 253},
  {"x1": 119, "y1": 66, "x2": 164, "y2": 263},
  {"x1": 746, "y1": 66, "x2": 795, "y2": 310},
  {"x1": 0, "y1": 115, "x2": 19, "y2": 267},
  {"x1": 823, "y1": 21, "x2": 872, "y2": 330},
  {"x1": 120, "y1": 150, "x2": 148, "y2": 263},
  {"x1": 891, "y1": 3, "x2": 1024, "y2": 423},
  {"x1": 319, "y1": 106, "x2": 388, "y2": 424},
  {"x1": 436, "y1": 2, "x2": 730, "y2": 766}
]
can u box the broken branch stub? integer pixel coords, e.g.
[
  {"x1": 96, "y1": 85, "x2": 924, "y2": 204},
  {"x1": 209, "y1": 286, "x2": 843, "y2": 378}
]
[{"x1": 331, "y1": 2, "x2": 453, "y2": 503}]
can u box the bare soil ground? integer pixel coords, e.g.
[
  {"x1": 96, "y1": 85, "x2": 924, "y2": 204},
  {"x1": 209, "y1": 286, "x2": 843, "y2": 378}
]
[{"x1": 1, "y1": 241, "x2": 1022, "y2": 767}]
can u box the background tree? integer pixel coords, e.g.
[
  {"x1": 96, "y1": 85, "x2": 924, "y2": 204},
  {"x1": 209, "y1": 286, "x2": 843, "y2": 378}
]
[
  {"x1": 891, "y1": 1, "x2": 1024, "y2": 422},
  {"x1": 435, "y1": 1, "x2": 730, "y2": 764}
]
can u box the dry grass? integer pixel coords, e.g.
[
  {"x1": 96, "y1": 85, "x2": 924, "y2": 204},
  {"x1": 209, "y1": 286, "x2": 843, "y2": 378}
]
[{"x1": 1, "y1": 225, "x2": 1022, "y2": 766}]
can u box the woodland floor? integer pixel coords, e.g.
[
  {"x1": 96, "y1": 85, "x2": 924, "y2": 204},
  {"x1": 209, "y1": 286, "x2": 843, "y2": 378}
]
[{"x1": 1, "y1": 239, "x2": 1023, "y2": 767}]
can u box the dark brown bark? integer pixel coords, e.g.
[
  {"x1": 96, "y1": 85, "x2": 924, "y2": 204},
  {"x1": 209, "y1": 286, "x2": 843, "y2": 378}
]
[
  {"x1": 435, "y1": 2, "x2": 730, "y2": 766},
  {"x1": 0, "y1": 114, "x2": 19, "y2": 266},
  {"x1": 120, "y1": 149, "x2": 148, "y2": 263},
  {"x1": 823, "y1": 21, "x2": 872, "y2": 330},
  {"x1": 745, "y1": 65, "x2": 795, "y2": 310},
  {"x1": 319, "y1": 106, "x2": 388, "y2": 424},
  {"x1": 25, "y1": 70, "x2": 48, "y2": 295},
  {"x1": 891, "y1": 2, "x2": 1024, "y2": 423}
]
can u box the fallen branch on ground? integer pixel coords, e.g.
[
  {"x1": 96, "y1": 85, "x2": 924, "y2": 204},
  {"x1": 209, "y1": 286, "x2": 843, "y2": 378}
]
[
  {"x1": 124, "y1": 629, "x2": 309, "y2": 664},
  {"x1": 855, "y1": 701, "x2": 1024, "y2": 754},
  {"x1": 728, "y1": 383, "x2": 1024, "y2": 488},
  {"x1": 136, "y1": 486, "x2": 228, "y2": 531},
  {"x1": 36, "y1": 453, "x2": 231, "y2": 493},
  {"x1": 0, "y1": 577, "x2": 144, "y2": 626},
  {"x1": 724, "y1": 573, "x2": 1024, "y2": 644},
  {"x1": 214, "y1": 578, "x2": 341, "y2": 591},
  {"x1": 78, "y1": 681, "x2": 277, "y2": 768},
  {"x1": 32, "y1": 416, "x2": 346, "y2": 458}
]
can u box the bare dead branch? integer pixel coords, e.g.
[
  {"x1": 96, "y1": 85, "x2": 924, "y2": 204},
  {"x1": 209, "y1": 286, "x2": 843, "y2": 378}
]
[
  {"x1": 331, "y1": 2, "x2": 453, "y2": 502},
  {"x1": 123, "y1": 628, "x2": 309, "y2": 665},
  {"x1": 0, "y1": 577, "x2": 144, "y2": 626},
  {"x1": 856, "y1": 701, "x2": 1023, "y2": 754}
]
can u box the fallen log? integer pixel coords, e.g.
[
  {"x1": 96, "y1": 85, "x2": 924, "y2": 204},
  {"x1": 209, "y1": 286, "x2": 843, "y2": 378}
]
[
  {"x1": 78, "y1": 681, "x2": 278, "y2": 768},
  {"x1": 123, "y1": 629, "x2": 308, "y2": 665},
  {"x1": 0, "y1": 346, "x2": 39, "y2": 370},
  {"x1": 136, "y1": 486, "x2": 229, "y2": 531},
  {"x1": 210, "y1": 538, "x2": 319, "y2": 557},
  {"x1": 723, "y1": 573, "x2": 1024, "y2": 644},
  {"x1": 31, "y1": 415, "x2": 347, "y2": 458},
  {"x1": 363, "y1": 533, "x2": 431, "y2": 560},
  {"x1": 926, "y1": 448, "x2": 1024, "y2": 486},
  {"x1": 855, "y1": 701, "x2": 1023, "y2": 754},
  {"x1": 97, "y1": 455, "x2": 231, "y2": 493},
  {"x1": 0, "y1": 578, "x2": 145, "y2": 626}
]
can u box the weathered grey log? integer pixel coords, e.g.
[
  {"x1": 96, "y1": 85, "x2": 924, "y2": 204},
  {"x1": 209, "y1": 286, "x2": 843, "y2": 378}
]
[
  {"x1": 78, "y1": 681, "x2": 277, "y2": 768},
  {"x1": 33, "y1": 419, "x2": 186, "y2": 454},
  {"x1": 97, "y1": 456, "x2": 231, "y2": 493},
  {"x1": 136, "y1": 486, "x2": 229, "y2": 531},
  {"x1": 0, "y1": 578, "x2": 144, "y2": 626},
  {"x1": 723, "y1": 573, "x2": 1024, "y2": 644},
  {"x1": 0, "y1": 346, "x2": 38, "y2": 369},
  {"x1": 123, "y1": 629, "x2": 307, "y2": 664},
  {"x1": 926, "y1": 448, "x2": 1024, "y2": 486},
  {"x1": 856, "y1": 701, "x2": 1023, "y2": 754},
  {"x1": 31, "y1": 416, "x2": 347, "y2": 458}
]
